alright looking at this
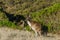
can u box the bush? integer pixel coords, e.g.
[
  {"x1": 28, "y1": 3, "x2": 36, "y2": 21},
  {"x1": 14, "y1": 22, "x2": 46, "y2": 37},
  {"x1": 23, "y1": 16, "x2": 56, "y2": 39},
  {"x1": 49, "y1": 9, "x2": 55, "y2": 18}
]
[{"x1": 31, "y1": 3, "x2": 60, "y2": 33}]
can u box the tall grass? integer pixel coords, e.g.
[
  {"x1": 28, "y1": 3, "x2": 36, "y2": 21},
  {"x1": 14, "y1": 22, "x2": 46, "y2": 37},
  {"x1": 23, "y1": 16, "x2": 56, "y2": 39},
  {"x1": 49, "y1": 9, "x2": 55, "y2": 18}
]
[
  {"x1": 31, "y1": 3, "x2": 60, "y2": 17},
  {"x1": 0, "y1": 19, "x2": 17, "y2": 28},
  {"x1": 0, "y1": 10, "x2": 22, "y2": 30},
  {"x1": 0, "y1": 3, "x2": 60, "y2": 32},
  {"x1": 31, "y1": 3, "x2": 60, "y2": 32}
]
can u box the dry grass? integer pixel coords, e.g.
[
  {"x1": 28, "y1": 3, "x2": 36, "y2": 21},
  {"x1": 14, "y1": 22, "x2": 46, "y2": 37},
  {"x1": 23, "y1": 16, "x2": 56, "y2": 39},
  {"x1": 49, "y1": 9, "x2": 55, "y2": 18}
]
[{"x1": 0, "y1": 27, "x2": 60, "y2": 40}]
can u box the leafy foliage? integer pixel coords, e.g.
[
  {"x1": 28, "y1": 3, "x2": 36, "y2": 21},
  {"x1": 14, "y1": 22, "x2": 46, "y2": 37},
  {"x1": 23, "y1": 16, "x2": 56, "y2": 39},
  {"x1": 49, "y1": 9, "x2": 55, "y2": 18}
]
[
  {"x1": 0, "y1": 0, "x2": 60, "y2": 33},
  {"x1": 31, "y1": 3, "x2": 60, "y2": 32}
]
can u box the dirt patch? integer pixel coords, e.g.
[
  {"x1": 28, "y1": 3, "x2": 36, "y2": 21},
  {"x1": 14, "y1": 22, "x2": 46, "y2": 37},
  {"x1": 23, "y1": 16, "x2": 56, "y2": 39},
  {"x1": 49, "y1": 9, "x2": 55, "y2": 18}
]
[{"x1": 0, "y1": 27, "x2": 60, "y2": 40}]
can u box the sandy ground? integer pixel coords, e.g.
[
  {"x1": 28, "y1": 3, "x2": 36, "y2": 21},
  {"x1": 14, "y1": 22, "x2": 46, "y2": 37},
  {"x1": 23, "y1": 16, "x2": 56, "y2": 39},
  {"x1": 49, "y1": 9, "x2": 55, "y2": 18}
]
[{"x1": 0, "y1": 27, "x2": 60, "y2": 40}]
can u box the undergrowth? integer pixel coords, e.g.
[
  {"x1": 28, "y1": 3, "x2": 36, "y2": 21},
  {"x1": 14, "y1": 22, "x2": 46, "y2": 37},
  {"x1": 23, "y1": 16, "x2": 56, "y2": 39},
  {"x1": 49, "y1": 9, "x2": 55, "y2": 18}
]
[
  {"x1": 31, "y1": 3, "x2": 60, "y2": 32},
  {"x1": 0, "y1": 3, "x2": 60, "y2": 33}
]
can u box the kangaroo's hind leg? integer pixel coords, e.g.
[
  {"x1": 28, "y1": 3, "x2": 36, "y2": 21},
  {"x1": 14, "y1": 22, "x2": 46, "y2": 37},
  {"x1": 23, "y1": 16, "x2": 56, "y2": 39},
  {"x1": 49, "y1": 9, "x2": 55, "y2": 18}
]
[
  {"x1": 34, "y1": 31, "x2": 38, "y2": 37},
  {"x1": 38, "y1": 31, "x2": 41, "y2": 36}
]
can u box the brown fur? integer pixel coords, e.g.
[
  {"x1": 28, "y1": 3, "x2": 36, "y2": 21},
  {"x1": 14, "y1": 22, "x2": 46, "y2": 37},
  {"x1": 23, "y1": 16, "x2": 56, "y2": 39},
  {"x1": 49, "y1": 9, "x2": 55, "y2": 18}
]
[
  {"x1": 27, "y1": 20, "x2": 42, "y2": 36},
  {"x1": 30, "y1": 20, "x2": 41, "y2": 31}
]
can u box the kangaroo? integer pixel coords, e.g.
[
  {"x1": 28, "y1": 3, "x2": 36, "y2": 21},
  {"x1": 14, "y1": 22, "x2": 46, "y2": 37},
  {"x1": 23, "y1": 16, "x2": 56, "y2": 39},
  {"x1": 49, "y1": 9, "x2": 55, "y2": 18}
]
[{"x1": 26, "y1": 15, "x2": 42, "y2": 36}]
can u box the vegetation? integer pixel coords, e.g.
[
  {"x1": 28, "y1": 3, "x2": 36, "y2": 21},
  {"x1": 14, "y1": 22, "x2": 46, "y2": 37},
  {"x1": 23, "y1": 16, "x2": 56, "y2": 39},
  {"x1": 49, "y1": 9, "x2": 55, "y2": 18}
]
[
  {"x1": 0, "y1": 0, "x2": 60, "y2": 33},
  {"x1": 31, "y1": 3, "x2": 60, "y2": 32}
]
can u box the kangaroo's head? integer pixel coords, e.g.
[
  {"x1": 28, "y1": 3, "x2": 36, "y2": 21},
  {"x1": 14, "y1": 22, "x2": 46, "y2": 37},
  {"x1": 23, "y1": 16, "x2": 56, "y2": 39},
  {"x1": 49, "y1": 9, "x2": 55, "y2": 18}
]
[{"x1": 26, "y1": 14, "x2": 32, "y2": 21}]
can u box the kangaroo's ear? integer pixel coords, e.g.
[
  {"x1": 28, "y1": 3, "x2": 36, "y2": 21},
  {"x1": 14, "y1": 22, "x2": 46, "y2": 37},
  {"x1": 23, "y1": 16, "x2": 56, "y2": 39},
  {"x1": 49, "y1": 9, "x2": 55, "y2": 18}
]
[
  {"x1": 27, "y1": 14, "x2": 30, "y2": 17},
  {"x1": 26, "y1": 14, "x2": 30, "y2": 18},
  {"x1": 25, "y1": 13, "x2": 32, "y2": 20}
]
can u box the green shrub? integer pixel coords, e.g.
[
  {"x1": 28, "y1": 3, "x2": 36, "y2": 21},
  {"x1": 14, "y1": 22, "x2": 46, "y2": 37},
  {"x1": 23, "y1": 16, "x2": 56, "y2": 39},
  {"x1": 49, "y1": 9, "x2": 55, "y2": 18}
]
[
  {"x1": 0, "y1": 2, "x2": 60, "y2": 33},
  {"x1": 31, "y1": 3, "x2": 60, "y2": 32}
]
